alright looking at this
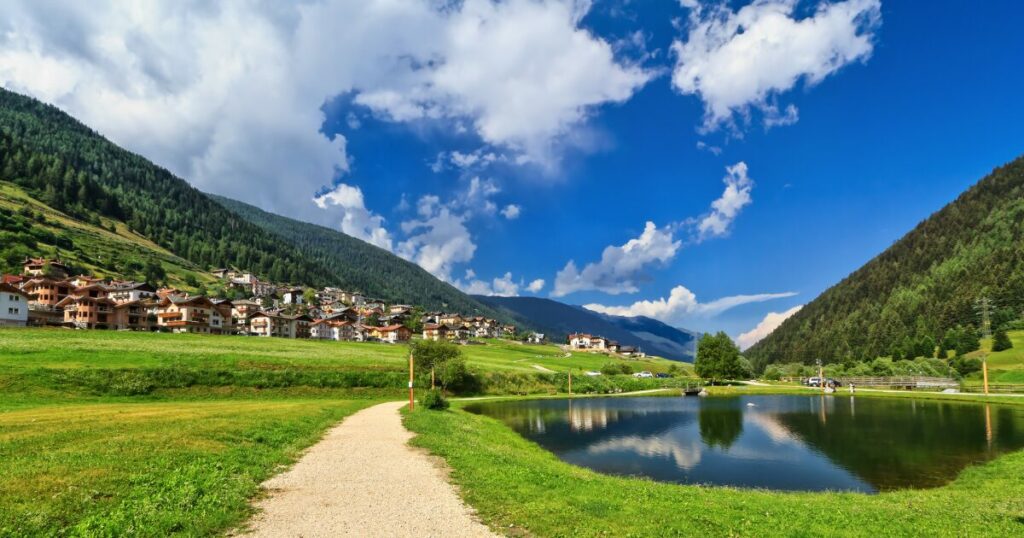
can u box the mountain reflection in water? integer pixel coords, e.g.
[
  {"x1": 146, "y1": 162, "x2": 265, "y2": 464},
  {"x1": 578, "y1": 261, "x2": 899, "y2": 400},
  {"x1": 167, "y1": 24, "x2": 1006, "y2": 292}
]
[{"x1": 464, "y1": 395, "x2": 1024, "y2": 493}]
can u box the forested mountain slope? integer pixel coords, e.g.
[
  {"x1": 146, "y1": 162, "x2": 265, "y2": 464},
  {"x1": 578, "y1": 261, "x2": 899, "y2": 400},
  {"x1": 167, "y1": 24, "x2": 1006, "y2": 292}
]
[
  {"x1": 0, "y1": 180, "x2": 216, "y2": 287},
  {"x1": 212, "y1": 194, "x2": 511, "y2": 317},
  {"x1": 747, "y1": 156, "x2": 1024, "y2": 369},
  {"x1": 0, "y1": 87, "x2": 516, "y2": 320},
  {"x1": 0, "y1": 87, "x2": 329, "y2": 285}
]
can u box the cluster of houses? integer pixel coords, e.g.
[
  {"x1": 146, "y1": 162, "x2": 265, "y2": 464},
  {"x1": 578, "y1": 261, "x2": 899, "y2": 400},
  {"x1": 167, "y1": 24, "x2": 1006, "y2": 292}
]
[
  {"x1": 567, "y1": 332, "x2": 645, "y2": 358},
  {"x1": 0, "y1": 258, "x2": 528, "y2": 346}
]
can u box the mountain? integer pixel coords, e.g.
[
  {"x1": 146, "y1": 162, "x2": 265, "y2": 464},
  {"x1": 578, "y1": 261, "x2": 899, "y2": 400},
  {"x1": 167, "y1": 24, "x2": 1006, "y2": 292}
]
[
  {"x1": 211, "y1": 194, "x2": 510, "y2": 316},
  {"x1": 0, "y1": 87, "x2": 511, "y2": 321},
  {"x1": 747, "y1": 156, "x2": 1024, "y2": 369},
  {"x1": 473, "y1": 295, "x2": 697, "y2": 361},
  {"x1": 0, "y1": 180, "x2": 218, "y2": 289},
  {"x1": 0, "y1": 87, "x2": 330, "y2": 286}
]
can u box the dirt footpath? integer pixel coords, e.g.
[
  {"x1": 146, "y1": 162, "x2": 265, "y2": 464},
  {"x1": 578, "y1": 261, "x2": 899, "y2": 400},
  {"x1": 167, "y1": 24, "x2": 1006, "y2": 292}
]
[{"x1": 240, "y1": 401, "x2": 497, "y2": 538}]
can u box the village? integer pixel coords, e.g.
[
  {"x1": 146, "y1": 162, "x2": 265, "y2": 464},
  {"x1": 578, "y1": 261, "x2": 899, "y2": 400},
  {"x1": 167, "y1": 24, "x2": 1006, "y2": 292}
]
[{"x1": 0, "y1": 257, "x2": 541, "y2": 344}]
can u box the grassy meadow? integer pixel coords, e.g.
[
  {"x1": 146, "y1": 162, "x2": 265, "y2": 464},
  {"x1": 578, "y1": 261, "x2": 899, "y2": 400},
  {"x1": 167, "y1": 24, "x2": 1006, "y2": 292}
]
[
  {"x1": 0, "y1": 181, "x2": 218, "y2": 290},
  {"x1": 0, "y1": 329, "x2": 685, "y2": 374},
  {"x1": 0, "y1": 328, "x2": 691, "y2": 406},
  {"x1": 0, "y1": 399, "x2": 377, "y2": 536},
  {"x1": 0, "y1": 327, "x2": 693, "y2": 535},
  {"x1": 964, "y1": 330, "x2": 1024, "y2": 385}
]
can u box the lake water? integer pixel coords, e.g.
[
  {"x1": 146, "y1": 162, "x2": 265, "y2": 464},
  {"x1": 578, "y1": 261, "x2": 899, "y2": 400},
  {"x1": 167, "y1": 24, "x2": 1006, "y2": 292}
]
[{"x1": 464, "y1": 395, "x2": 1024, "y2": 493}]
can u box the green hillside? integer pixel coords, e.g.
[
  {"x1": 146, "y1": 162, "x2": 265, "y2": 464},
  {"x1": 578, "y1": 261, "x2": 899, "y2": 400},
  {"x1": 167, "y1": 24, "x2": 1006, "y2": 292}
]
[
  {"x1": 211, "y1": 194, "x2": 509, "y2": 317},
  {"x1": 0, "y1": 181, "x2": 215, "y2": 288},
  {"x1": 0, "y1": 87, "x2": 332, "y2": 285},
  {"x1": 963, "y1": 330, "x2": 1024, "y2": 385},
  {"x1": 748, "y1": 156, "x2": 1024, "y2": 369},
  {"x1": 0, "y1": 87, "x2": 516, "y2": 316}
]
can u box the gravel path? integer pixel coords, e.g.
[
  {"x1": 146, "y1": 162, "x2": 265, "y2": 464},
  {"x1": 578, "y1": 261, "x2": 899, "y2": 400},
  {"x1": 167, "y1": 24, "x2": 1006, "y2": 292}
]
[{"x1": 240, "y1": 401, "x2": 497, "y2": 538}]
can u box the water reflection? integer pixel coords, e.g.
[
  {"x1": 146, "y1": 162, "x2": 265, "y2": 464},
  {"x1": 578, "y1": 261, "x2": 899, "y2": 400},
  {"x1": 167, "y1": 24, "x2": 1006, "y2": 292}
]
[
  {"x1": 465, "y1": 395, "x2": 1024, "y2": 493},
  {"x1": 698, "y1": 399, "x2": 743, "y2": 449}
]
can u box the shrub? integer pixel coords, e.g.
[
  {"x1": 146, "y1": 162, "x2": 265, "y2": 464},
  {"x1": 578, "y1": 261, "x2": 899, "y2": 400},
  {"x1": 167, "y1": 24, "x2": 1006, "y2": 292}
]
[
  {"x1": 420, "y1": 389, "x2": 449, "y2": 410},
  {"x1": 951, "y1": 356, "x2": 982, "y2": 377},
  {"x1": 600, "y1": 363, "x2": 623, "y2": 376},
  {"x1": 993, "y1": 329, "x2": 1013, "y2": 352}
]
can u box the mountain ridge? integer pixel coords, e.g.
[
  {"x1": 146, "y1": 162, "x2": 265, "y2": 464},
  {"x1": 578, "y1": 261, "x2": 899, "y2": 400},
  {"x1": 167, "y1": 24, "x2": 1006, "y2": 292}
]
[
  {"x1": 747, "y1": 155, "x2": 1024, "y2": 369},
  {"x1": 472, "y1": 295, "x2": 697, "y2": 361}
]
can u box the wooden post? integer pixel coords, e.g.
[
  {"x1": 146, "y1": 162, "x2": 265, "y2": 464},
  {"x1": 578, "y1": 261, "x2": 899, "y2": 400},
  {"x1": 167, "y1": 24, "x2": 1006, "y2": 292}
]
[
  {"x1": 568, "y1": 369, "x2": 572, "y2": 396},
  {"x1": 983, "y1": 356, "x2": 990, "y2": 395},
  {"x1": 409, "y1": 352, "x2": 415, "y2": 411},
  {"x1": 431, "y1": 368, "x2": 435, "y2": 390}
]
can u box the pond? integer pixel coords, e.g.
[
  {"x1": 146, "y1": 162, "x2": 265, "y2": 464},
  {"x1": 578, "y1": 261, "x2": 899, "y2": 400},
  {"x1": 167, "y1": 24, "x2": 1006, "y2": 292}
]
[{"x1": 464, "y1": 395, "x2": 1024, "y2": 493}]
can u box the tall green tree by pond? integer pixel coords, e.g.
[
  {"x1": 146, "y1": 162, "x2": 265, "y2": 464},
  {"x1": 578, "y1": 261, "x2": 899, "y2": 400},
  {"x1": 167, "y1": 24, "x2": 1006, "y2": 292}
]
[{"x1": 695, "y1": 332, "x2": 745, "y2": 382}]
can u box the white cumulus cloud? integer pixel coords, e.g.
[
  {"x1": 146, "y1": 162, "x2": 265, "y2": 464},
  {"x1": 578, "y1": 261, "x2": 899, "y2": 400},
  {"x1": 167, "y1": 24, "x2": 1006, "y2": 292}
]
[
  {"x1": 501, "y1": 204, "x2": 522, "y2": 220},
  {"x1": 458, "y1": 271, "x2": 521, "y2": 297},
  {"x1": 397, "y1": 200, "x2": 476, "y2": 283},
  {"x1": 697, "y1": 161, "x2": 753, "y2": 241},
  {"x1": 313, "y1": 183, "x2": 393, "y2": 251},
  {"x1": 584, "y1": 285, "x2": 796, "y2": 326},
  {"x1": 0, "y1": 0, "x2": 650, "y2": 219},
  {"x1": 553, "y1": 221, "x2": 681, "y2": 297},
  {"x1": 736, "y1": 304, "x2": 804, "y2": 350},
  {"x1": 672, "y1": 0, "x2": 881, "y2": 131},
  {"x1": 357, "y1": 0, "x2": 652, "y2": 166}
]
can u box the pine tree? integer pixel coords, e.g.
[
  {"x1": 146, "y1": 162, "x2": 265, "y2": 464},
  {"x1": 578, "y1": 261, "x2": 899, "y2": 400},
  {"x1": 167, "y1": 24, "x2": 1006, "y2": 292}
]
[
  {"x1": 992, "y1": 329, "x2": 1013, "y2": 352},
  {"x1": 955, "y1": 325, "x2": 981, "y2": 357}
]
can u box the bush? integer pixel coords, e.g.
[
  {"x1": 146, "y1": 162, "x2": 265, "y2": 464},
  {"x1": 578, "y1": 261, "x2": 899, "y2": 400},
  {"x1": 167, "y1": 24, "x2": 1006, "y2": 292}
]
[
  {"x1": 951, "y1": 356, "x2": 982, "y2": 377},
  {"x1": 420, "y1": 389, "x2": 449, "y2": 410},
  {"x1": 598, "y1": 362, "x2": 636, "y2": 376},
  {"x1": 762, "y1": 365, "x2": 783, "y2": 381},
  {"x1": 993, "y1": 329, "x2": 1013, "y2": 352}
]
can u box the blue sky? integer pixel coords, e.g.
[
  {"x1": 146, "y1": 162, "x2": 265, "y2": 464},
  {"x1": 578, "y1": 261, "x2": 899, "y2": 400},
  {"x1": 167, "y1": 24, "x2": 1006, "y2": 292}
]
[{"x1": 2, "y1": 0, "x2": 1022, "y2": 346}]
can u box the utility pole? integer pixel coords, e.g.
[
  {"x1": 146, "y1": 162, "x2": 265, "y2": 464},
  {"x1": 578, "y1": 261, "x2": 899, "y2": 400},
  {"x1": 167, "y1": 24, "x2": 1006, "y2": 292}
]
[{"x1": 975, "y1": 297, "x2": 993, "y2": 395}]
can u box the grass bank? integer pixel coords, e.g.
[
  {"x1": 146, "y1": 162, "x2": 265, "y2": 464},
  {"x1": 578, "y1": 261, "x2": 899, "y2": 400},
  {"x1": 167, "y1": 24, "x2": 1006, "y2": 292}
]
[
  {"x1": 0, "y1": 328, "x2": 693, "y2": 404},
  {"x1": 404, "y1": 394, "x2": 1024, "y2": 537}
]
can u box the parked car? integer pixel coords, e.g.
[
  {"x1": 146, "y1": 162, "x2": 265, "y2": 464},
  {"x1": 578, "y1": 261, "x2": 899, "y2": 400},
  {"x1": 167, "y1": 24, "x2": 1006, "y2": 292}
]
[
  {"x1": 633, "y1": 371, "x2": 654, "y2": 378},
  {"x1": 805, "y1": 377, "x2": 842, "y2": 387},
  {"x1": 583, "y1": 371, "x2": 602, "y2": 377},
  {"x1": 655, "y1": 373, "x2": 671, "y2": 378}
]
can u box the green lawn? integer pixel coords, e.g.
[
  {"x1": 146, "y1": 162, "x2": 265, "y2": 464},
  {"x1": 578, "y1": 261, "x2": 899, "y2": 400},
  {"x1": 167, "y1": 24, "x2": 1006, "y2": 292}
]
[
  {"x1": 0, "y1": 398, "x2": 380, "y2": 536},
  {"x1": 404, "y1": 395, "x2": 1024, "y2": 537},
  {"x1": 0, "y1": 328, "x2": 687, "y2": 375},
  {"x1": 965, "y1": 330, "x2": 1024, "y2": 384},
  {"x1": 0, "y1": 327, "x2": 695, "y2": 535}
]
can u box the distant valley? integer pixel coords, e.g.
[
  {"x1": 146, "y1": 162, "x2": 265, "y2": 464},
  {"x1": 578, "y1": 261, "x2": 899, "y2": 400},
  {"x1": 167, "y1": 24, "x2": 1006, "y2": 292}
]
[{"x1": 474, "y1": 295, "x2": 698, "y2": 362}]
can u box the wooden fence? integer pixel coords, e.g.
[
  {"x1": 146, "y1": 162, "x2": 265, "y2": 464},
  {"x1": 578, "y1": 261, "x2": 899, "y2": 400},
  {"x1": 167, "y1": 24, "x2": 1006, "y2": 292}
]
[{"x1": 961, "y1": 384, "x2": 1024, "y2": 394}]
